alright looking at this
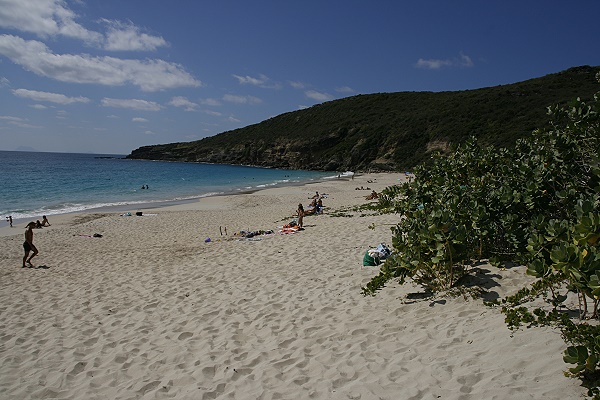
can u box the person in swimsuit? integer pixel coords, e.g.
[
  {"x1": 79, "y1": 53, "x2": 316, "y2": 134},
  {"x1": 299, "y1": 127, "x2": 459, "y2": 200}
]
[
  {"x1": 297, "y1": 203, "x2": 305, "y2": 228},
  {"x1": 23, "y1": 221, "x2": 39, "y2": 267},
  {"x1": 41, "y1": 215, "x2": 51, "y2": 227}
]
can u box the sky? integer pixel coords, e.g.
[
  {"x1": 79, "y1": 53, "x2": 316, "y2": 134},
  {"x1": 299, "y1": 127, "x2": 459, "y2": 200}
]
[{"x1": 0, "y1": 1, "x2": 599, "y2": 155}]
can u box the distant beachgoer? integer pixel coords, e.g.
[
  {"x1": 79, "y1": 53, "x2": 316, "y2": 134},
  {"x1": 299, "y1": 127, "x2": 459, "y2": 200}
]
[
  {"x1": 23, "y1": 221, "x2": 39, "y2": 267},
  {"x1": 35, "y1": 220, "x2": 42, "y2": 229},
  {"x1": 366, "y1": 190, "x2": 379, "y2": 200},
  {"x1": 41, "y1": 215, "x2": 51, "y2": 227},
  {"x1": 316, "y1": 199, "x2": 324, "y2": 214},
  {"x1": 311, "y1": 191, "x2": 319, "y2": 199},
  {"x1": 297, "y1": 203, "x2": 305, "y2": 228},
  {"x1": 6, "y1": 215, "x2": 13, "y2": 227}
]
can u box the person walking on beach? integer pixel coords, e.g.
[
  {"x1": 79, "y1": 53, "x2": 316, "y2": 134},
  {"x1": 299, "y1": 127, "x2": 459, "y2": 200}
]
[
  {"x1": 297, "y1": 203, "x2": 305, "y2": 228},
  {"x1": 6, "y1": 215, "x2": 12, "y2": 227},
  {"x1": 23, "y1": 221, "x2": 39, "y2": 267}
]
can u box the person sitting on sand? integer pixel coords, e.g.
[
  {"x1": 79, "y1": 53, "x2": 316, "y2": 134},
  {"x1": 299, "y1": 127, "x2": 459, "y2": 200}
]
[
  {"x1": 310, "y1": 191, "x2": 320, "y2": 199},
  {"x1": 23, "y1": 221, "x2": 39, "y2": 267},
  {"x1": 35, "y1": 220, "x2": 42, "y2": 229},
  {"x1": 41, "y1": 215, "x2": 51, "y2": 227},
  {"x1": 366, "y1": 190, "x2": 379, "y2": 200},
  {"x1": 316, "y1": 198, "x2": 324, "y2": 214}
]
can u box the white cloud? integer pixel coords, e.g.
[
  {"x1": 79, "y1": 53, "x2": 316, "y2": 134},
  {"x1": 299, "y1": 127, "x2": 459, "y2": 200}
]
[
  {"x1": 30, "y1": 104, "x2": 48, "y2": 109},
  {"x1": 232, "y1": 73, "x2": 280, "y2": 89},
  {"x1": 289, "y1": 81, "x2": 306, "y2": 89},
  {"x1": 13, "y1": 88, "x2": 90, "y2": 104},
  {"x1": 335, "y1": 86, "x2": 354, "y2": 93},
  {"x1": 0, "y1": 116, "x2": 25, "y2": 122},
  {"x1": 415, "y1": 52, "x2": 474, "y2": 70},
  {"x1": 0, "y1": 0, "x2": 102, "y2": 44},
  {"x1": 415, "y1": 58, "x2": 451, "y2": 70},
  {"x1": 132, "y1": 117, "x2": 148, "y2": 122},
  {"x1": 145, "y1": 130, "x2": 156, "y2": 135},
  {"x1": 0, "y1": 1, "x2": 175, "y2": 52},
  {"x1": 233, "y1": 74, "x2": 268, "y2": 86},
  {"x1": 200, "y1": 98, "x2": 221, "y2": 106},
  {"x1": 101, "y1": 98, "x2": 162, "y2": 111},
  {"x1": 0, "y1": 35, "x2": 201, "y2": 91},
  {"x1": 0, "y1": 76, "x2": 10, "y2": 87},
  {"x1": 305, "y1": 90, "x2": 333, "y2": 102},
  {"x1": 102, "y1": 19, "x2": 168, "y2": 51},
  {"x1": 0, "y1": 115, "x2": 42, "y2": 128},
  {"x1": 228, "y1": 116, "x2": 241, "y2": 123},
  {"x1": 168, "y1": 96, "x2": 198, "y2": 111},
  {"x1": 203, "y1": 110, "x2": 222, "y2": 117},
  {"x1": 223, "y1": 94, "x2": 262, "y2": 105}
]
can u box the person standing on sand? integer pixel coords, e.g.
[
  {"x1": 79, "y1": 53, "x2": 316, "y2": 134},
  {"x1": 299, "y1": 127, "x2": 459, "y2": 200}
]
[
  {"x1": 297, "y1": 203, "x2": 305, "y2": 228},
  {"x1": 23, "y1": 222, "x2": 39, "y2": 267}
]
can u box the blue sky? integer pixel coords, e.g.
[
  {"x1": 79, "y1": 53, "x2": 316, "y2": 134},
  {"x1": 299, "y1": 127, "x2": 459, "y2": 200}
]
[{"x1": 0, "y1": 0, "x2": 599, "y2": 155}]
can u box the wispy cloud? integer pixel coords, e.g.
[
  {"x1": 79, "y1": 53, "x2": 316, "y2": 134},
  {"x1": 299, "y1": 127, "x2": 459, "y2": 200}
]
[
  {"x1": 203, "y1": 110, "x2": 222, "y2": 117},
  {"x1": 132, "y1": 117, "x2": 148, "y2": 123},
  {"x1": 289, "y1": 81, "x2": 306, "y2": 90},
  {"x1": 200, "y1": 98, "x2": 222, "y2": 107},
  {"x1": 223, "y1": 94, "x2": 262, "y2": 105},
  {"x1": 0, "y1": 35, "x2": 201, "y2": 91},
  {"x1": 101, "y1": 19, "x2": 168, "y2": 51},
  {"x1": 335, "y1": 86, "x2": 354, "y2": 94},
  {"x1": 0, "y1": 115, "x2": 42, "y2": 128},
  {"x1": 168, "y1": 96, "x2": 198, "y2": 111},
  {"x1": 232, "y1": 73, "x2": 280, "y2": 89},
  {"x1": 415, "y1": 52, "x2": 474, "y2": 70},
  {"x1": 13, "y1": 88, "x2": 90, "y2": 104},
  {"x1": 101, "y1": 98, "x2": 162, "y2": 111},
  {"x1": 305, "y1": 90, "x2": 333, "y2": 102}
]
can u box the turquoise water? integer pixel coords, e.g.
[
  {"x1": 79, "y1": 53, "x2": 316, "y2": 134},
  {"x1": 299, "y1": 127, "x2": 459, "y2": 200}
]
[{"x1": 0, "y1": 151, "x2": 339, "y2": 220}]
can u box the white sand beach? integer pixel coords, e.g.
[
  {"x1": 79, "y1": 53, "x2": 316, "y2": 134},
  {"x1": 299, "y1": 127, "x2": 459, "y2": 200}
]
[{"x1": 0, "y1": 173, "x2": 586, "y2": 399}]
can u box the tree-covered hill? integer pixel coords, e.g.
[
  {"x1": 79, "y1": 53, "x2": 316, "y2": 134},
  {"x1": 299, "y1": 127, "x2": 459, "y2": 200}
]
[{"x1": 127, "y1": 65, "x2": 600, "y2": 171}]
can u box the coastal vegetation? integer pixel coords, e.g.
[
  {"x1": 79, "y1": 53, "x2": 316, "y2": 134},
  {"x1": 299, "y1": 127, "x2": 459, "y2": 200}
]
[
  {"x1": 363, "y1": 74, "x2": 600, "y2": 397},
  {"x1": 127, "y1": 66, "x2": 600, "y2": 172}
]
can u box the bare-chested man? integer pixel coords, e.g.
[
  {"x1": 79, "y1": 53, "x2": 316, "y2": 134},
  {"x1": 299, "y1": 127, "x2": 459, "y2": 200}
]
[{"x1": 23, "y1": 221, "x2": 39, "y2": 267}]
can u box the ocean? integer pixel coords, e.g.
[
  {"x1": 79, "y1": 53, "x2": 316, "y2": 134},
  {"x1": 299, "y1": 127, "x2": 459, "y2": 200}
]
[{"x1": 0, "y1": 151, "x2": 341, "y2": 221}]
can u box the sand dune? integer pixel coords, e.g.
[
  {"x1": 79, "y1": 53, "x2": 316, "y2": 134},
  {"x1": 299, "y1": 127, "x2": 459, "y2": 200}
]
[{"x1": 0, "y1": 174, "x2": 585, "y2": 399}]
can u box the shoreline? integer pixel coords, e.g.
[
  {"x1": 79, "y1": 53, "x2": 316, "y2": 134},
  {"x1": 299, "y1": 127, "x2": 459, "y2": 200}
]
[
  {"x1": 0, "y1": 173, "x2": 357, "y2": 238},
  {"x1": 0, "y1": 172, "x2": 584, "y2": 399}
]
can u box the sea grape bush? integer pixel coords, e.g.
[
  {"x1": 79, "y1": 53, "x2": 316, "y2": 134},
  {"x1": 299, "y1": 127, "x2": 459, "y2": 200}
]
[{"x1": 363, "y1": 74, "x2": 600, "y2": 396}]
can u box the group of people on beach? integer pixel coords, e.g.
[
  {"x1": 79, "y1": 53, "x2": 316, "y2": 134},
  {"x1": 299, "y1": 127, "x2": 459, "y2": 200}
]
[{"x1": 296, "y1": 191, "x2": 326, "y2": 229}]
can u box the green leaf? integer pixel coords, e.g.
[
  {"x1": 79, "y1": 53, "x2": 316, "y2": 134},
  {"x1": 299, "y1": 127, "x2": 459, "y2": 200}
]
[{"x1": 564, "y1": 346, "x2": 588, "y2": 365}]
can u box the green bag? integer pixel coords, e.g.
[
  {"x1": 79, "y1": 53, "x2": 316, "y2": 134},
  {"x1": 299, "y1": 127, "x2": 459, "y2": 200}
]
[{"x1": 363, "y1": 251, "x2": 381, "y2": 266}]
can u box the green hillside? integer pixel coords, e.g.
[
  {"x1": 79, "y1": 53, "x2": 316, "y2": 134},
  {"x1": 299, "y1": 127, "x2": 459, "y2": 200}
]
[{"x1": 127, "y1": 65, "x2": 600, "y2": 171}]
